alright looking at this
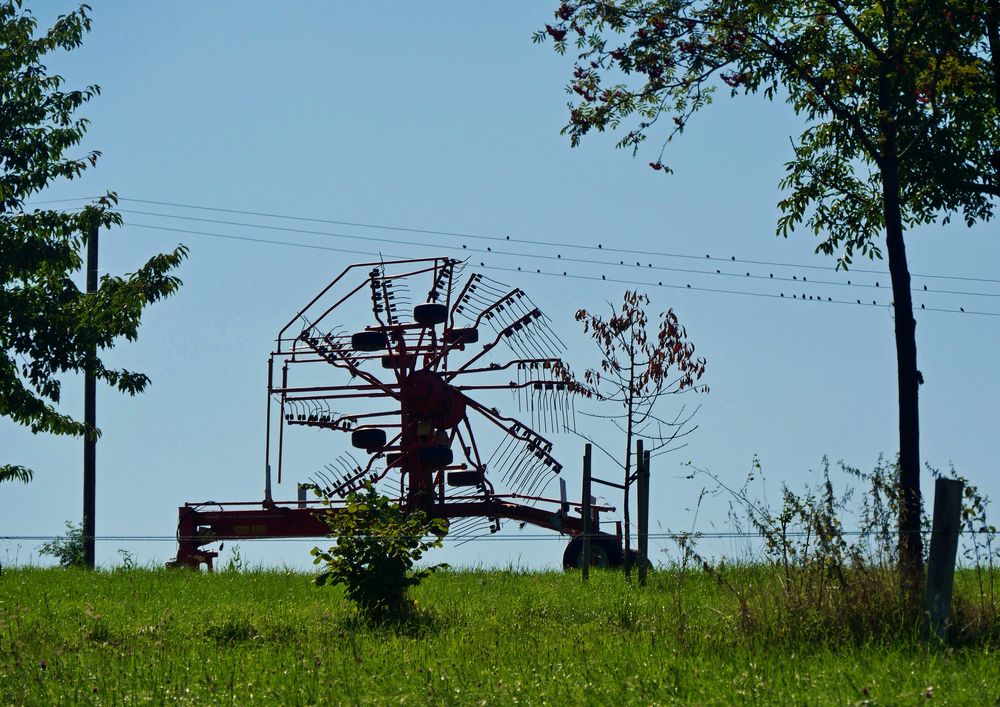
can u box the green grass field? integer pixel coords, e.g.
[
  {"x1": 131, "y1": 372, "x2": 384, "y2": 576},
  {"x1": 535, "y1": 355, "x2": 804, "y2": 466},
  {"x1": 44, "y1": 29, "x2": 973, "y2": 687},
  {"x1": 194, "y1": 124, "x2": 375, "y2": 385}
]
[{"x1": 1, "y1": 567, "x2": 998, "y2": 705}]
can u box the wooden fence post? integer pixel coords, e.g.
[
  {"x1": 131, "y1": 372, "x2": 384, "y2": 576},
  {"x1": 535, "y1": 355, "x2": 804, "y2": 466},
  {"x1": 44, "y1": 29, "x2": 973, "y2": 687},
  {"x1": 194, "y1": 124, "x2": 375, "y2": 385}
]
[
  {"x1": 581, "y1": 444, "x2": 592, "y2": 582},
  {"x1": 924, "y1": 477, "x2": 964, "y2": 642},
  {"x1": 638, "y1": 448, "x2": 650, "y2": 586}
]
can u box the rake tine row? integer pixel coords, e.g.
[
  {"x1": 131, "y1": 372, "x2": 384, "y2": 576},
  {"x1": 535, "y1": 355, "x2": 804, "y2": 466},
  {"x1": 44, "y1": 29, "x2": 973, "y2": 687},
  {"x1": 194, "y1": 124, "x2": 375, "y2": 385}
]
[{"x1": 426, "y1": 259, "x2": 458, "y2": 303}]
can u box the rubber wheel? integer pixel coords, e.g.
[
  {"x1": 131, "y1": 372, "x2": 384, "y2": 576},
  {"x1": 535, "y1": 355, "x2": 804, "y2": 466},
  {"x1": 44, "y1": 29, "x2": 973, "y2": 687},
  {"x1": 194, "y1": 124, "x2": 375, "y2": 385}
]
[
  {"x1": 625, "y1": 549, "x2": 654, "y2": 573},
  {"x1": 418, "y1": 445, "x2": 453, "y2": 469},
  {"x1": 413, "y1": 303, "x2": 448, "y2": 326},
  {"x1": 562, "y1": 534, "x2": 623, "y2": 570},
  {"x1": 381, "y1": 353, "x2": 415, "y2": 369},
  {"x1": 445, "y1": 327, "x2": 479, "y2": 345},
  {"x1": 351, "y1": 428, "x2": 387, "y2": 451},
  {"x1": 446, "y1": 470, "x2": 480, "y2": 486},
  {"x1": 351, "y1": 331, "x2": 389, "y2": 352}
]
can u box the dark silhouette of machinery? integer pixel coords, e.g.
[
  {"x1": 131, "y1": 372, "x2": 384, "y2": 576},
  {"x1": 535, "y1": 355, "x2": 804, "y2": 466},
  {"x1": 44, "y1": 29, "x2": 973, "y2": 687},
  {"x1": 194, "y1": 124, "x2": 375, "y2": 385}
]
[{"x1": 172, "y1": 257, "x2": 618, "y2": 569}]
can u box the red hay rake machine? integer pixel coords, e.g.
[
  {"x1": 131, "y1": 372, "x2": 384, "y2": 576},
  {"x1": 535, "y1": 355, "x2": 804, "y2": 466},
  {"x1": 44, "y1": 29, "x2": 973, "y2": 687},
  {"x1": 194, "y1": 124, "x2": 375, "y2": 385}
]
[{"x1": 171, "y1": 257, "x2": 621, "y2": 570}]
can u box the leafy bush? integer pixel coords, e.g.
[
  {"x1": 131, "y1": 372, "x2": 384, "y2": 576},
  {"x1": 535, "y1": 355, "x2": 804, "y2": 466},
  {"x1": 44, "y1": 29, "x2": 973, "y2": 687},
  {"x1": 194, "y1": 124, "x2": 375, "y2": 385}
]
[
  {"x1": 39, "y1": 521, "x2": 86, "y2": 568},
  {"x1": 670, "y1": 457, "x2": 1000, "y2": 646},
  {"x1": 311, "y1": 482, "x2": 447, "y2": 625}
]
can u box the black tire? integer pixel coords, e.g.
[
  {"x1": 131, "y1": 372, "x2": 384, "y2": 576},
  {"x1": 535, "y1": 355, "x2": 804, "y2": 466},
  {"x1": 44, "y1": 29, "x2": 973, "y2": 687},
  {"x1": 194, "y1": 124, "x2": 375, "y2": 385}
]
[
  {"x1": 413, "y1": 303, "x2": 448, "y2": 326},
  {"x1": 625, "y1": 549, "x2": 654, "y2": 573},
  {"x1": 381, "y1": 353, "x2": 415, "y2": 369},
  {"x1": 562, "y1": 534, "x2": 623, "y2": 570},
  {"x1": 351, "y1": 331, "x2": 389, "y2": 352},
  {"x1": 446, "y1": 470, "x2": 480, "y2": 486},
  {"x1": 351, "y1": 428, "x2": 387, "y2": 451},
  {"x1": 418, "y1": 445, "x2": 453, "y2": 469},
  {"x1": 445, "y1": 327, "x2": 479, "y2": 345}
]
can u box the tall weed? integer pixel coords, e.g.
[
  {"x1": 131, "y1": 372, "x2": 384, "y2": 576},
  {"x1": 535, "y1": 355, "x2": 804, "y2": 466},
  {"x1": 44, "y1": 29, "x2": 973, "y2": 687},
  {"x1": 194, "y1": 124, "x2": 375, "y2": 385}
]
[{"x1": 670, "y1": 457, "x2": 1000, "y2": 646}]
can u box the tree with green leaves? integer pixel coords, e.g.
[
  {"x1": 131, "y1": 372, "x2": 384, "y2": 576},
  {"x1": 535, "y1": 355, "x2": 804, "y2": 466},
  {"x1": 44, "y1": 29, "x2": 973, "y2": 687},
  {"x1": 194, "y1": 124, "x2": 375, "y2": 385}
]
[
  {"x1": 536, "y1": 0, "x2": 999, "y2": 597},
  {"x1": 1, "y1": 1, "x2": 187, "y2": 482},
  {"x1": 576, "y1": 291, "x2": 707, "y2": 576}
]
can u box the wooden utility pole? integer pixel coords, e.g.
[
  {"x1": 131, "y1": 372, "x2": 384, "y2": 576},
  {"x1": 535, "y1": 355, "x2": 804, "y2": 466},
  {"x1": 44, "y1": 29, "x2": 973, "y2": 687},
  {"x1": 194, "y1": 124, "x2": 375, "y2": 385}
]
[{"x1": 83, "y1": 224, "x2": 98, "y2": 569}]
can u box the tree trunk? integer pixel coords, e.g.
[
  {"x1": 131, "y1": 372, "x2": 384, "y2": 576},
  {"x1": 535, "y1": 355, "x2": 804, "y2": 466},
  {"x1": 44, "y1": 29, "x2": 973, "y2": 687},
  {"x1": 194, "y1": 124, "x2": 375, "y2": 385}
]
[{"x1": 880, "y1": 152, "x2": 925, "y2": 602}]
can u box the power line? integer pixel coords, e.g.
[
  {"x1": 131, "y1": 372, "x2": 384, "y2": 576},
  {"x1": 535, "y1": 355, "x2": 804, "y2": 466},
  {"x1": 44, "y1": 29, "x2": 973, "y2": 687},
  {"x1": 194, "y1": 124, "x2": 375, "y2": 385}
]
[
  {"x1": 26, "y1": 195, "x2": 1000, "y2": 286},
  {"x1": 3, "y1": 528, "x2": 995, "y2": 542},
  {"x1": 122, "y1": 221, "x2": 1000, "y2": 317},
  {"x1": 115, "y1": 208, "x2": 1000, "y2": 300}
]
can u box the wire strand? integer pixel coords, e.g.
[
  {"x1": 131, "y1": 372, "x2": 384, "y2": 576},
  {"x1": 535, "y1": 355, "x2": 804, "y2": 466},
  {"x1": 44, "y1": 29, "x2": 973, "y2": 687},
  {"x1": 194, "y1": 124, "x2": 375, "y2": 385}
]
[{"x1": 122, "y1": 221, "x2": 1000, "y2": 317}]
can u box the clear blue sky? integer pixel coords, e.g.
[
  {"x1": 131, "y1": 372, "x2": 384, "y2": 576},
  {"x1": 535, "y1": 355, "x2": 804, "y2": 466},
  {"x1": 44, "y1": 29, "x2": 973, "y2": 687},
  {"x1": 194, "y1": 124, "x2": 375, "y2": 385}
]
[{"x1": 3, "y1": 1, "x2": 998, "y2": 570}]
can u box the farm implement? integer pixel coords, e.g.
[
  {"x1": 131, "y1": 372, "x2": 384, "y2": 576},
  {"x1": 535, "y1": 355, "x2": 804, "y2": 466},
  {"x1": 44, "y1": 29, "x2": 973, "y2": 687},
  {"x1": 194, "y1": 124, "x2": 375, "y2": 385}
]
[{"x1": 171, "y1": 257, "x2": 621, "y2": 570}]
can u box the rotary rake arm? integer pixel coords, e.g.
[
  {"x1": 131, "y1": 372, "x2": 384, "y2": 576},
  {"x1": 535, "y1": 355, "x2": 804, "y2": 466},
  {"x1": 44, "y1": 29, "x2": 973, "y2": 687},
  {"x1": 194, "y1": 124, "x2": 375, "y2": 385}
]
[{"x1": 173, "y1": 256, "x2": 623, "y2": 571}]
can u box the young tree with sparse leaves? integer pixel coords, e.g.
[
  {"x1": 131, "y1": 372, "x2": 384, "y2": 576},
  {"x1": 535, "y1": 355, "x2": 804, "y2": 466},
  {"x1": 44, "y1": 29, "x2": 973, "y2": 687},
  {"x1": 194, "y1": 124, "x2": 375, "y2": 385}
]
[
  {"x1": 1, "y1": 1, "x2": 187, "y2": 482},
  {"x1": 536, "y1": 0, "x2": 999, "y2": 598},
  {"x1": 576, "y1": 290, "x2": 707, "y2": 576}
]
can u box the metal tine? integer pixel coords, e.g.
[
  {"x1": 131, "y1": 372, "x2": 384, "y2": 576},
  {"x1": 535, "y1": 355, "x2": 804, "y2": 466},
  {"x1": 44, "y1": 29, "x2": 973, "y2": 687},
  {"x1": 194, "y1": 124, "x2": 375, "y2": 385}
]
[
  {"x1": 528, "y1": 453, "x2": 559, "y2": 496},
  {"x1": 532, "y1": 318, "x2": 564, "y2": 358},
  {"x1": 521, "y1": 465, "x2": 545, "y2": 497},
  {"x1": 453, "y1": 526, "x2": 491, "y2": 548},
  {"x1": 522, "y1": 294, "x2": 568, "y2": 349},
  {"x1": 516, "y1": 363, "x2": 525, "y2": 413},
  {"x1": 510, "y1": 296, "x2": 561, "y2": 355},
  {"x1": 311, "y1": 467, "x2": 336, "y2": 493},
  {"x1": 536, "y1": 386, "x2": 547, "y2": 434},
  {"x1": 343, "y1": 451, "x2": 364, "y2": 473},
  {"x1": 512, "y1": 457, "x2": 545, "y2": 495},
  {"x1": 502, "y1": 446, "x2": 534, "y2": 487},
  {"x1": 500, "y1": 445, "x2": 527, "y2": 485},
  {"x1": 485, "y1": 433, "x2": 515, "y2": 470},
  {"x1": 528, "y1": 378, "x2": 537, "y2": 431},
  {"x1": 449, "y1": 518, "x2": 479, "y2": 536},
  {"x1": 426, "y1": 260, "x2": 455, "y2": 302},
  {"x1": 521, "y1": 325, "x2": 551, "y2": 361},
  {"x1": 531, "y1": 320, "x2": 560, "y2": 360},
  {"x1": 333, "y1": 454, "x2": 357, "y2": 481},
  {"x1": 505, "y1": 323, "x2": 536, "y2": 362},
  {"x1": 473, "y1": 277, "x2": 511, "y2": 298},
  {"x1": 535, "y1": 475, "x2": 557, "y2": 501},
  {"x1": 487, "y1": 429, "x2": 517, "y2": 468},
  {"x1": 495, "y1": 436, "x2": 524, "y2": 481},
  {"x1": 508, "y1": 447, "x2": 542, "y2": 491},
  {"x1": 320, "y1": 465, "x2": 350, "y2": 494},
  {"x1": 525, "y1": 455, "x2": 558, "y2": 497}
]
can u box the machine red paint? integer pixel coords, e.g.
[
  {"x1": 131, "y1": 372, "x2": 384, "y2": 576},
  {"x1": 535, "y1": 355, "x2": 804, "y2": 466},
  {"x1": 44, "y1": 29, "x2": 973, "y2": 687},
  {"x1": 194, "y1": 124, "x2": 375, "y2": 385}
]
[{"x1": 171, "y1": 257, "x2": 618, "y2": 569}]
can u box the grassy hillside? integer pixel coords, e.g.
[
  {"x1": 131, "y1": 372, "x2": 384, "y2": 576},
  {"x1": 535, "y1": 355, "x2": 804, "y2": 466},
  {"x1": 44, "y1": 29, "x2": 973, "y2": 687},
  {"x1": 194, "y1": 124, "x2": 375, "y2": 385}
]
[{"x1": 1, "y1": 567, "x2": 998, "y2": 704}]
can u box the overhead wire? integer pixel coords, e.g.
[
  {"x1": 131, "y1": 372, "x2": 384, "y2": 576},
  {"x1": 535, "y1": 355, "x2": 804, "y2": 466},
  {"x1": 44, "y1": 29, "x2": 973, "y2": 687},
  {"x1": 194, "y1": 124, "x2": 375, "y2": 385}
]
[
  {"x1": 24, "y1": 194, "x2": 1000, "y2": 285},
  {"x1": 114, "y1": 209, "x2": 1000, "y2": 300},
  {"x1": 122, "y1": 220, "x2": 1000, "y2": 317},
  {"x1": 2, "y1": 528, "x2": 995, "y2": 542}
]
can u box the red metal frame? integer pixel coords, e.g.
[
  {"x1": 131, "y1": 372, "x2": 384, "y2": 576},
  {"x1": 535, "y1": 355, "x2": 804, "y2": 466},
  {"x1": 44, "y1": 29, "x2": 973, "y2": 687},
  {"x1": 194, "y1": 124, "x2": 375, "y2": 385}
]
[{"x1": 172, "y1": 257, "x2": 613, "y2": 569}]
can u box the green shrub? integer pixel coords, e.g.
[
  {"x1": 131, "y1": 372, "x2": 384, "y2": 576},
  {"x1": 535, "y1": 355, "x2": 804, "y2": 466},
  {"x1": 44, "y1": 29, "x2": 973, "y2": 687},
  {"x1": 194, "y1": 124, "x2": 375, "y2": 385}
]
[
  {"x1": 311, "y1": 482, "x2": 447, "y2": 625},
  {"x1": 38, "y1": 521, "x2": 86, "y2": 568}
]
